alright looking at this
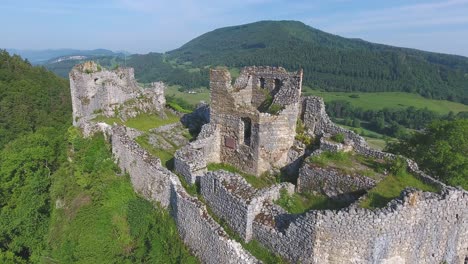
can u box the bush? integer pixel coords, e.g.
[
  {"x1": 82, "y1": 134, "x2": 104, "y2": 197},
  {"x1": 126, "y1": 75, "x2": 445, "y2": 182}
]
[
  {"x1": 330, "y1": 133, "x2": 345, "y2": 143},
  {"x1": 268, "y1": 103, "x2": 284, "y2": 115}
]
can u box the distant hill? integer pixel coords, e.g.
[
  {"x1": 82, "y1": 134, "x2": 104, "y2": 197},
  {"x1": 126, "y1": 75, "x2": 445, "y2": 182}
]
[
  {"x1": 6, "y1": 48, "x2": 128, "y2": 65},
  {"x1": 40, "y1": 20, "x2": 468, "y2": 104},
  {"x1": 167, "y1": 20, "x2": 468, "y2": 104},
  {"x1": 0, "y1": 50, "x2": 71, "y2": 148}
]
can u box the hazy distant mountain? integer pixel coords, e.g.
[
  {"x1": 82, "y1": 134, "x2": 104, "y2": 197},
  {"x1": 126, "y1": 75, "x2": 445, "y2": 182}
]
[{"x1": 5, "y1": 48, "x2": 128, "y2": 64}]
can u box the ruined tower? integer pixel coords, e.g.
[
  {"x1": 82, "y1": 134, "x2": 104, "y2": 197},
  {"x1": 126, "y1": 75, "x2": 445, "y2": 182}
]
[
  {"x1": 210, "y1": 66, "x2": 303, "y2": 176},
  {"x1": 69, "y1": 61, "x2": 165, "y2": 130}
]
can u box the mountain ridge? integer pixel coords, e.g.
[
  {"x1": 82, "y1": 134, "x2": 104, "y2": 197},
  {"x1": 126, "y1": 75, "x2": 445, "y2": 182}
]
[
  {"x1": 166, "y1": 20, "x2": 468, "y2": 103},
  {"x1": 40, "y1": 20, "x2": 468, "y2": 104}
]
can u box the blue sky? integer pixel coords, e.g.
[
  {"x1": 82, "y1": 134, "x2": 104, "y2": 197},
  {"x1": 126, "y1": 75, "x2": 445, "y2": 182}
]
[{"x1": 1, "y1": 0, "x2": 468, "y2": 56}]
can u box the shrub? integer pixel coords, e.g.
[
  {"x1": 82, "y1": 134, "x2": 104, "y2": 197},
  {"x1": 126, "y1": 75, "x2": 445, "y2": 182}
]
[
  {"x1": 268, "y1": 103, "x2": 284, "y2": 115},
  {"x1": 330, "y1": 133, "x2": 345, "y2": 143}
]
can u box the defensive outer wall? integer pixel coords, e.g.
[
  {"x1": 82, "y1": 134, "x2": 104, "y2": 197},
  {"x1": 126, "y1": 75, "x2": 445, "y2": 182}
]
[
  {"x1": 174, "y1": 71, "x2": 467, "y2": 263},
  {"x1": 72, "y1": 63, "x2": 468, "y2": 264}
]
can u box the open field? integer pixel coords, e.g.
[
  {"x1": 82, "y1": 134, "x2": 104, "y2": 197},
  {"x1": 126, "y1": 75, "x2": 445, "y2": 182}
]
[
  {"x1": 303, "y1": 87, "x2": 468, "y2": 114},
  {"x1": 163, "y1": 83, "x2": 468, "y2": 116},
  {"x1": 166, "y1": 85, "x2": 210, "y2": 106}
]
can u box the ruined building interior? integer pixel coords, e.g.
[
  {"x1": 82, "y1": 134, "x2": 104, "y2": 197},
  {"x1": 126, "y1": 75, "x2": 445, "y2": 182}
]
[{"x1": 70, "y1": 61, "x2": 467, "y2": 264}]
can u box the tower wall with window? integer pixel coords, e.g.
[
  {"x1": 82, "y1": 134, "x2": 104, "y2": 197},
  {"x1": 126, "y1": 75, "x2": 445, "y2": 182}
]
[{"x1": 210, "y1": 66, "x2": 302, "y2": 176}]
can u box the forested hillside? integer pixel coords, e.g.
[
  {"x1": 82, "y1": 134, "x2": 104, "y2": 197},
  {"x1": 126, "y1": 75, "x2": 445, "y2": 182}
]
[
  {"x1": 0, "y1": 50, "x2": 71, "y2": 149},
  {"x1": 168, "y1": 20, "x2": 468, "y2": 103},
  {"x1": 44, "y1": 21, "x2": 468, "y2": 104},
  {"x1": 0, "y1": 50, "x2": 195, "y2": 263}
]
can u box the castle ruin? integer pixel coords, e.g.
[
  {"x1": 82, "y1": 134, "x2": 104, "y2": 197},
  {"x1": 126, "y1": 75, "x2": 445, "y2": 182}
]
[
  {"x1": 69, "y1": 61, "x2": 165, "y2": 134},
  {"x1": 210, "y1": 67, "x2": 302, "y2": 176},
  {"x1": 70, "y1": 62, "x2": 468, "y2": 264}
]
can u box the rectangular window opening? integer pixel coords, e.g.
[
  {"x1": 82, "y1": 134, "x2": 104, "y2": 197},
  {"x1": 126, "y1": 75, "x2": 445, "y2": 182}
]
[
  {"x1": 213, "y1": 178, "x2": 218, "y2": 193},
  {"x1": 241, "y1": 117, "x2": 252, "y2": 146}
]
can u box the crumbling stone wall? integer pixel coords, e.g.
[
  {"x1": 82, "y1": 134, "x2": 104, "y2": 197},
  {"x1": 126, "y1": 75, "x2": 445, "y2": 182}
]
[
  {"x1": 210, "y1": 66, "x2": 302, "y2": 176},
  {"x1": 174, "y1": 123, "x2": 221, "y2": 184},
  {"x1": 200, "y1": 170, "x2": 294, "y2": 241},
  {"x1": 297, "y1": 163, "x2": 377, "y2": 199},
  {"x1": 70, "y1": 61, "x2": 165, "y2": 128},
  {"x1": 253, "y1": 187, "x2": 468, "y2": 264},
  {"x1": 73, "y1": 64, "x2": 466, "y2": 264},
  {"x1": 108, "y1": 125, "x2": 258, "y2": 263}
]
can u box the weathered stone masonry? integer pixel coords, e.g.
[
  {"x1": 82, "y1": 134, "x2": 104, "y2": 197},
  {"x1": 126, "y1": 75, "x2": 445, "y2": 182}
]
[
  {"x1": 110, "y1": 125, "x2": 259, "y2": 263},
  {"x1": 252, "y1": 188, "x2": 467, "y2": 264},
  {"x1": 200, "y1": 170, "x2": 294, "y2": 241},
  {"x1": 69, "y1": 61, "x2": 165, "y2": 134},
  {"x1": 71, "y1": 62, "x2": 467, "y2": 264},
  {"x1": 210, "y1": 66, "x2": 303, "y2": 176}
]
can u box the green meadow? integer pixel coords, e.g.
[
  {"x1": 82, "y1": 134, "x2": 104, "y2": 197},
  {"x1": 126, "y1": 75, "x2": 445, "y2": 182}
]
[
  {"x1": 163, "y1": 83, "x2": 468, "y2": 116},
  {"x1": 302, "y1": 87, "x2": 468, "y2": 114}
]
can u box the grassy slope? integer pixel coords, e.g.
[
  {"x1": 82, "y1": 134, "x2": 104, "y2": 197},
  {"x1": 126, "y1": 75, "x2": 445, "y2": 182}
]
[
  {"x1": 47, "y1": 132, "x2": 198, "y2": 263},
  {"x1": 359, "y1": 172, "x2": 439, "y2": 209},
  {"x1": 93, "y1": 110, "x2": 181, "y2": 132},
  {"x1": 161, "y1": 80, "x2": 468, "y2": 115},
  {"x1": 303, "y1": 88, "x2": 468, "y2": 114}
]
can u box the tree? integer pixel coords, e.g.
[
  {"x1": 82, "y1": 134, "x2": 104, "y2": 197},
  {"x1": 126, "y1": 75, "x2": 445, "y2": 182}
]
[
  {"x1": 0, "y1": 128, "x2": 65, "y2": 262},
  {"x1": 386, "y1": 119, "x2": 467, "y2": 189}
]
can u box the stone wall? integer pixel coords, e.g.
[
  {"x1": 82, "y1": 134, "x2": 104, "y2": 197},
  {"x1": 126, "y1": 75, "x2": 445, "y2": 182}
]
[
  {"x1": 209, "y1": 67, "x2": 302, "y2": 176},
  {"x1": 301, "y1": 95, "x2": 447, "y2": 189},
  {"x1": 108, "y1": 125, "x2": 258, "y2": 263},
  {"x1": 253, "y1": 187, "x2": 468, "y2": 264},
  {"x1": 200, "y1": 171, "x2": 257, "y2": 241},
  {"x1": 174, "y1": 123, "x2": 221, "y2": 184},
  {"x1": 69, "y1": 61, "x2": 165, "y2": 128},
  {"x1": 200, "y1": 170, "x2": 294, "y2": 242},
  {"x1": 297, "y1": 163, "x2": 377, "y2": 199},
  {"x1": 111, "y1": 125, "x2": 174, "y2": 206},
  {"x1": 170, "y1": 180, "x2": 259, "y2": 264}
]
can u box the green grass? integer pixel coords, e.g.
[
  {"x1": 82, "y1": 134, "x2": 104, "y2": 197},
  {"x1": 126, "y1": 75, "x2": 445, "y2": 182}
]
[
  {"x1": 359, "y1": 171, "x2": 440, "y2": 209},
  {"x1": 303, "y1": 87, "x2": 468, "y2": 114},
  {"x1": 166, "y1": 85, "x2": 210, "y2": 106},
  {"x1": 93, "y1": 110, "x2": 180, "y2": 132},
  {"x1": 309, "y1": 151, "x2": 354, "y2": 168},
  {"x1": 229, "y1": 67, "x2": 240, "y2": 79},
  {"x1": 275, "y1": 189, "x2": 351, "y2": 214},
  {"x1": 207, "y1": 163, "x2": 277, "y2": 189},
  {"x1": 47, "y1": 133, "x2": 197, "y2": 263},
  {"x1": 167, "y1": 101, "x2": 193, "y2": 114},
  {"x1": 134, "y1": 134, "x2": 175, "y2": 169},
  {"x1": 92, "y1": 115, "x2": 121, "y2": 125},
  {"x1": 364, "y1": 137, "x2": 387, "y2": 150},
  {"x1": 330, "y1": 133, "x2": 345, "y2": 143},
  {"x1": 336, "y1": 122, "x2": 386, "y2": 139},
  {"x1": 125, "y1": 111, "x2": 180, "y2": 132},
  {"x1": 309, "y1": 151, "x2": 388, "y2": 180}
]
